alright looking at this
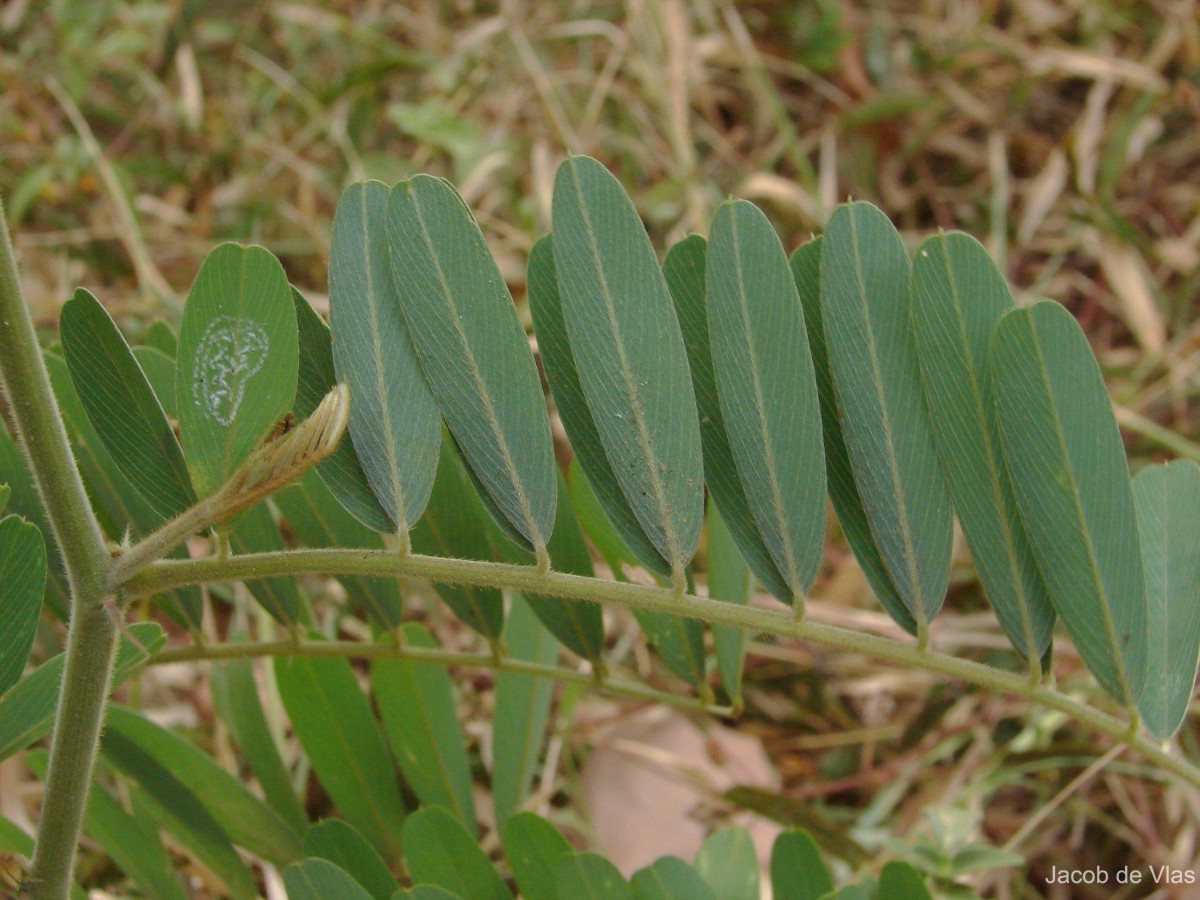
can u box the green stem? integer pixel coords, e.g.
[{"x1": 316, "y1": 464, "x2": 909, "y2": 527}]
[
  {"x1": 150, "y1": 638, "x2": 732, "y2": 716},
  {"x1": 0, "y1": 200, "x2": 116, "y2": 899},
  {"x1": 122, "y1": 546, "x2": 1200, "y2": 791}
]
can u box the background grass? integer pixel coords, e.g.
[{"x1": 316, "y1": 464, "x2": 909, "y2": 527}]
[{"x1": 2, "y1": 1, "x2": 1199, "y2": 896}]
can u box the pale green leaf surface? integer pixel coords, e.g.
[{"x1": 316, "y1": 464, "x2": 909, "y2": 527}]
[
  {"x1": 707, "y1": 502, "x2": 750, "y2": 706},
  {"x1": 694, "y1": 828, "x2": 759, "y2": 900},
  {"x1": 330, "y1": 182, "x2": 440, "y2": 532},
  {"x1": 555, "y1": 852, "x2": 634, "y2": 900},
  {"x1": 551, "y1": 156, "x2": 703, "y2": 576},
  {"x1": 878, "y1": 861, "x2": 932, "y2": 899},
  {"x1": 502, "y1": 812, "x2": 573, "y2": 900},
  {"x1": 61, "y1": 288, "x2": 195, "y2": 517},
  {"x1": 1133, "y1": 460, "x2": 1200, "y2": 738},
  {"x1": 493, "y1": 595, "x2": 557, "y2": 825},
  {"x1": 284, "y1": 859, "x2": 375, "y2": 900},
  {"x1": 631, "y1": 856, "x2": 715, "y2": 900},
  {"x1": 141, "y1": 318, "x2": 178, "y2": 356},
  {"x1": 770, "y1": 829, "x2": 833, "y2": 900},
  {"x1": 790, "y1": 239, "x2": 913, "y2": 632},
  {"x1": 373, "y1": 624, "x2": 475, "y2": 828},
  {"x1": 399, "y1": 887, "x2": 465, "y2": 900},
  {"x1": 302, "y1": 820, "x2": 398, "y2": 900},
  {"x1": 665, "y1": 234, "x2": 789, "y2": 600},
  {"x1": 0, "y1": 623, "x2": 164, "y2": 761},
  {"x1": 819, "y1": 202, "x2": 952, "y2": 628},
  {"x1": 991, "y1": 300, "x2": 1147, "y2": 705},
  {"x1": 0, "y1": 425, "x2": 67, "y2": 617},
  {"x1": 706, "y1": 200, "x2": 825, "y2": 597},
  {"x1": 0, "y1": 484, "x2": 8, "y2": 514},
  {"x1": 403, "y1": 806, "x2": 511, "y2": 900},
  {"x1": 293, "y1": 285, "x2": 394, "y2": 533},
  {"x1": 177, "y1": 242, "x2": 298, "y2": 495},
  {"x1": 229, "y1": 502, "x2": 307, "y2": 626},
  {"x1": 133, "y1": 345, "x2": 178, "y2": 419},
  {"x1": 275, "y1": 653, "x2": 408, "y2": 862},
  {"x1": 103, "y1": 705, "x2": 303, "y2": 865},
  {"x1": 388, "y1": 175, "x2": 555, "y2": 550},
  {"x1": 911, "y1": 232, "x2": 1054, "y2": 660},
  {"x1": 0, "y1": 516, "x2": 45, "y2": 697},
  {"x1": 529, "y1": 235, "x2": 670, "y2": 576}
]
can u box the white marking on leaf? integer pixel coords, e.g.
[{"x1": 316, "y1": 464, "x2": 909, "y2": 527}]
[{"x1": 194, "y1": 315, "x2": 269, "y2": 426}]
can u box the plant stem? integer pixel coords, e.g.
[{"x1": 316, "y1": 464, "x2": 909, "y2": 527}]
[
  {"x1": 149, "y1": 638, "x2": 733, "y2": 716},
  {"x1": 0, "y1": 200, "x2": 117, "y2": 899},
  {"x1": 123, "y1": 546, "x2": 1200, "y2": 791}
]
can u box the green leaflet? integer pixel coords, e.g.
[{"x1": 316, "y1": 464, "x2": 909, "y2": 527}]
[
  {"x1": 492, "y1": 595, "x2": 558, "y2": 825},
  {"x1": 228, "y1": 501, "x2": 307, "y2": 626},
  {"x1": 133, "y1": 346, "x2": 178, "y2": 419},
  {"x1": 0, "y1": 622, "x2": 164, "y2": 761},
  {"x1": 790, "y1": 238, "x2": 913, "y2": 633},
  {"x1": 1132, "y1": 460, "x2": 1200, "y2": 738},
  {"x1": 820, "y1": 202, "x2": 952, "y2": 631},
  {"x1": 706, "y1": 201, "x2": 825, "y2": 601},
  {"x1": 706, "y1": 502, "x2": 750, "y2": 706},
  {"x1": 284, "y1": 859, "x2": 375, "y2": 900},
  {"x1": 694, "y1": 828, "x2": 759, "y2": 900},
  {"x1": 665, "y1": 234, "x2": 790, "y2": 601},
  {"x1": 0, "y1": 424, "x2": 68, "y2": 617},
  {"x1": 530, "y1": 235, "x2": 670, "y2": 577},
  {"x1": 302, "y1": 820, "x2": 398, "y2": 900},
  {"x1": 388, "y1": 175, "x2": 556, "y2": 552},
  {"x1": 555, "y1": 852, "x2": 634, "y2": 900},
  {"x1": 0, "y1": 516, "x2": 45, "y2": 697},
  {"x1": 551, "y1": 156, "x2": 703, "y2": 579},
  {"x1": 372, "y1": 624, "x2": 475, "y2": 828},
  {"x1": 911, "y1": 232, "x2": 1055, "y2": 661},
  {"x1": 502, "y1": 812, "x2": 574, "y2": 900},
  {"x1": 991, "y1": 300, "x2": 1147, "y2": 706},
  {"x1": 567, "y1": 461, "x2": 706, "y2": 687},
  {"x1": 403, "y1": 806, "x2": 511, "y2": 900},
  {"x1": 275, "y1": 652, "x2": 408, "y2": 862},
  {"x1": 141, "y1": 318, "x2": 178, "y2": 356},
  {"x1": 410, "y1": 438, "x2": 505, "y2": 641},
  {"x1": 877, "y1": 861, "x2": 932, "y2": 899},
  {"x1": 293, "y1": 286, "x2": 395, "y2": 533},
  {"x1": 274, "y1": 470, "x2": 403, "y2": 630},
  {"x1": 60, "y1": 288, "x2": 196, "y2": 518},
  {"x1": 103, "y1": 705, "x2": 303, "y2": 865},
  {"x1": 47, "y1": 351, "x2": 203, "y2": 630},
  {"x1": 0, "y1": 484, "x2": 7, "y2": 514},
  {"x1": 399, "y1": 887, "x2": 467, "y2": 900},
  {"x1": 770, "y1": 829, "x2": 832, "y2": 900},
  {"x1": 330, "y1": 183, "x2": 440, "y2": 534},
  {"x1": 210, "y1": 656, "x2": 308, "y2": 834},
  {"x1": 631, "y1": 856, "x2": 715, "y2": 900},
  {"x1": 177, "y1": 242, "x2": 298, "y2": 496}
]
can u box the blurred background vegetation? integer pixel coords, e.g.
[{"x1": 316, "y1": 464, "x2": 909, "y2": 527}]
[{"x1": 2, "y1": 1, "x2": 1199, "y2": 896}]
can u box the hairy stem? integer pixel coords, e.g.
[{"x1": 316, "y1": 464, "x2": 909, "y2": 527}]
[
  {"x1": 0, "y1": 200, "x2": 116, "y2": 899},
  {"x1": 123, "y1": 546, "x2": 1200, "y2": 791}
]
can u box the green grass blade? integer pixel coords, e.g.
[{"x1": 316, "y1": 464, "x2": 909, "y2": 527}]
[
  {"x1": 177, "y1": 243, "x2": 298, "y2": 496},
  {"x1": 991, "y1": 300, "x2": 1147, "y2": 706},
  {"x1": 103, "y1": 705, "x2": 303, "y2": 865},
  {"x1": 551, "y1": 156, "x2": 703, "y2": 579},
  {"x1": 229, "y1": 501, "x2": 307, "y2": 626},
  {"x1": 1133, "y1": 460, "x2": 1200, "y2": 739},
  {"x1": 373, "y1": 624, "x2": 475, "y2": 828},
  {"x1": 275, "y1": 652, "x2": 408, "y2": 862},
  {"x1": 492, "y1": 595, "x2": 557, "y2": 825},
  {"x1": 210, "y1": 656, "x2": 308, "y2": 834},
  {"x1": 410, "y1": 438, "x2": 505, "y2": 640},
  {"x1": 665, "y1": 234, "x2": 790, "y2": 601},
  {"x1": 293, "y1": 286, "x2": 395, "y2": 533},
  {"x1": 820, "y1": 202, "x2": 952, "y2": 630},
  {"x1": 0, "y1": 516, "x2": 45, "y2": 697},
  {"x1": 330, "y1": 182, "x2": 440, "y2": 534},
  {"x1": 530, "y1": 235, "x2": 671, "y2": 577},
  {"x1": 388, "y1": 175, "x2": 556, "y2": 552},
  {"x1": 302, "y1": 820, "x2": 398, "y2": 900},
  {"x1": 555, "y1": 852, "x2": 634, "y2": 900},
  {"x1": 911, "y1": 232, "x2": 1055, "y2": 661},
  {"x1": 60, "y1": 288, "x2": 196, "y2": 518},
  {"x1": 707, "y1": 502, "x2": 750, "y2": 707},
  {"x1": 275, "y1": 470, "x2": 403, "y2": 630},
  {"x1": 706, "y1": 200, "x2": 825, "y2": 601},
  {"x1": 403, "y1": 807, "x2": 511, "y2": 900},
  {"x1": 790, "y1": 239, "x2": 913, "y2": 632},
  {"x1": 694, "y1": 828, "x2": 759, "y2": 900},
  {"x1": 284, "y1": 859, "x2": 375, "y2": 900},
  {"x1": 631, "y1": 856, "x2": 715, "y2": 900},
  {"x1": 502, "y1": 812, "x2": 573, "y2": 900},
  {"x1": 0, "y1": 622, "x2": 164, "y2": 762},
  {"x1": 770, "y1": 828, "x2": 832, "y2": 900}
]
